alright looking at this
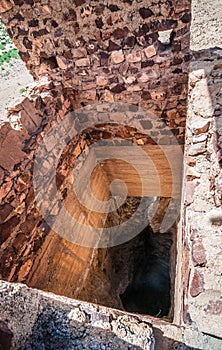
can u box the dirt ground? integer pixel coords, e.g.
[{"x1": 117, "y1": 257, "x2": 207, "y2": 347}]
[
  {"x1": 0, "y1": 58, "x2": 33, "y2": 127},
  {"x1": 191, "y1": 0, "x2": 222, "y2": 51},
  {"x1": 0, "y1": 0, "x2": 222, "y2": 127}
]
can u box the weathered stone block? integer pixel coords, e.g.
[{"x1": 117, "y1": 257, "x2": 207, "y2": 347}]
[
  {"x1": 110, "y1": 84, "x2": 126, "y2": 94},
  {"x1": 158, "y1": 29, "x2": 173, "y2": 45},
  {"x1": 96, "y1": 76, "x2": 108, "y2": 86},
  {"x1": 111, "y1": 50, "x2": 125, "y2": 64},
  {"x1": 73, "y1": 48, "x2": 87, "y2": 58},
  {"x1": 56, "y1": 56, "x2": 69, "y2": 69},
  {"x1": 103, "y1": 90, "x2": 114, "y2": 102},
  {"x1": 15, "y1": 172, "x2": 31, "y2": 193},
  {"x1": 191, "y1": 238, "x2": 207, "y2": 267},
  {"x1": 188, "y1": 142, "x2": 206, "y2": 156},
  {"x1": 19, "y1": 110, "x2": 37, "y2": 134},
  {"x1": 190, "y1": 119, "x2": 211, "y2": 135},
  {"x1": 139, "y1": 7, "x2": 153, "y2": 19},
  {"x1": 190, "y1": 270, "x2": 205, "y2": 297},
  {"x1": 144, "y1": 45, "x2": 157, "y2": 58},
  {"x1": 126, "y1": 52, "x2": 141, "y2": 63},
  {"x1": 75, "y1": 58, "x2": 90, "y2": 67},
  {"x1": 124, "y1": 76, "x2": 136, "y2": 84},
  {"x1": 151, "y1": 91, "x2": 166, "y2": 100},
  {"x1": 81, "y1": 90, "x2": 97, "y2": 100}
]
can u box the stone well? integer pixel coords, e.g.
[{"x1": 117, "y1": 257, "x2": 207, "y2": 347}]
[{"x1": 0, "y1": 0, "x2": 222, "y2": 349}]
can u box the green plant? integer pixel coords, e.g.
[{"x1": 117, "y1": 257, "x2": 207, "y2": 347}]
[
  {"x1": 19, "y1": 87, "x2": 27, "y2": 94},
  {"x1": 0, "y1": 22, "x2": 20, "y2": 65}
]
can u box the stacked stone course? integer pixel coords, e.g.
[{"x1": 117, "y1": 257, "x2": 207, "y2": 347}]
[{"x1": 0, "y1": 0, "x2": 191, "y2": 142}]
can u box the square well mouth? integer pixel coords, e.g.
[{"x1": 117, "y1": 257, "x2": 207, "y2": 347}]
[
  {"x1": 1, "y1": 124, "x2": 182, "y2": 323},
  {"x1": 24, "y1": 195, "x2": 177, "y2": 322}
]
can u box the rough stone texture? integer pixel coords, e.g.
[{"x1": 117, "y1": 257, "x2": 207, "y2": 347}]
[
  {"x1": 0, "y1": 0, "x2": 222, "y2": 348},
  {"x1": 1, "y1": 280, "x2": 221, "y2": 350},
  {"x1": 181, "y1": 49, "x2": 222, "y2": 339},
  {"x1": 144, "y1": 45, "x2": 157, "y2": 58},
  {"x1": 190, "y1": 270, "x2": 205, "y2": 297},
  {"x1": 0, "y1": 0, "x2": 190, "y2": 144},
  {"x1": 190, "y1": 0, "x2": 222, "y2": 50},
  {"x1": 0, "y1": 281, "x2": 155, "y2": 350},
  {"x1": 0, "y1": 79, "x2": 78, "y2": 282},
  {"x1": 0, "y1": 99, "x2": 182, "y2": 287}
]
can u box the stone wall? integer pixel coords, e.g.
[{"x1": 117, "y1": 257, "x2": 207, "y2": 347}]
[
  {"x1": 4, "y1": 0, "x2": 221, "y2": 349},
  {"x1": 0, "y1": 80, "x2": 76, "y2": 282},
  {"x1": 180, "y1": 49, "x2": 222, "y2": 338},
  {"x1": 0, "y1": 0, "x2": 191, "y2": 143},
  {"x1": 0, "y1": 281, "x2": 155, "y2": 349},
  {"x1": 1, "y1": 280, "x2": 222, "y2": 349},
  {"x1": 0, "y1": 99, "x2": 182, "y2": 282}
]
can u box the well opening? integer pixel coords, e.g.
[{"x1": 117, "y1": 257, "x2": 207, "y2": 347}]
[
  {"x1": 85, "y1": 197, "x2": 175, "y2": 319},
  {"x1": 22, "y1": 123, "x2": 179, "y2": 321},
  {"x1": 0, "y1": 0, "x2": 191, "y2": 333},
  {"x1": 120, "y1": 226, "x2": 173, "y2": 318}
]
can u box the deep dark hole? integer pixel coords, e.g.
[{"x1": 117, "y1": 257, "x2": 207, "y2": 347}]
[
  {"x1": 119, "y1": 226, "x2": 172, "y2": 317},
  {"x1": 78, "y1": 198, "x2": 174, "y2": 319}
]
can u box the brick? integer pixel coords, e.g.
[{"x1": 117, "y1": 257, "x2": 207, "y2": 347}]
[
  {"x1": 96, "y1": 76, "x2": 108, "y2": 86},
  {"x1": 75, "y1": 58, "x2": 90, "y2": 67},
  {"x1": 190, "y1": 270, "x2": 205, "y2": 297},
  {"x1": 192, "y1": 238, "x2": 207, "y2": 267},
  {"x1": 111, "y1": 50, "x2": 125, "y2": 64},
  {"x1": 126, "y1": 52, "x2": 141, "y2": 63},
  {"x1": 73, "y1": 48, "x2": 87, "y2": 58},
  {"x1": 144, "y1": 45, "x2": 157, "y2": 58}
]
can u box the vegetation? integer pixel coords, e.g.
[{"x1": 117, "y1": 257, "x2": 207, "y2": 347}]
[
  {"x1": 19, "y1": 87, "x2": 27, "y2": 94},
  {"x1": 0, "y1": 22, "x2": 20, "y2": 65}
]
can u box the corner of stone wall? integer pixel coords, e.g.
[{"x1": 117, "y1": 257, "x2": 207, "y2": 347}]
[{"x1": 181, "y1": 49, "x2": 222, "y2": 338}]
